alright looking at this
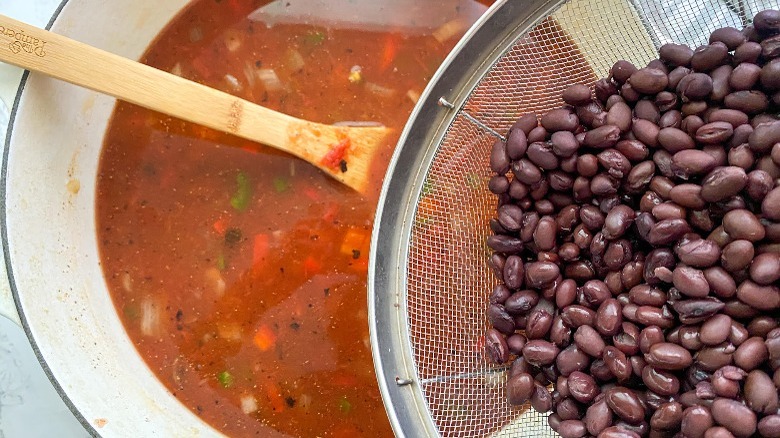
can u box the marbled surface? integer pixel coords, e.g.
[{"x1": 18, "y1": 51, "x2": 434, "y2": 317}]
[{"x1": 1, "y1": 3, "x2": 88, "y2": 437}]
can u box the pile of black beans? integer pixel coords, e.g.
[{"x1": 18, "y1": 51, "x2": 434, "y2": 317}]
[{"x1": 485, "y1": 9, "x2": 780, "y2": 438}]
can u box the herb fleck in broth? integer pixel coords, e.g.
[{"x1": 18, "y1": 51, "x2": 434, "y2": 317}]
[{"x1": 96, "y1": 0, "x2": 491, "y2": 436}]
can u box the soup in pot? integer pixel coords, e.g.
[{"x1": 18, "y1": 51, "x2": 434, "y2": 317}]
[{"x1": 96, "y1": 0, "x2": 490, "y2": 436}]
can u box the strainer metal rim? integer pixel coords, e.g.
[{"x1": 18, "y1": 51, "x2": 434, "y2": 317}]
[{"x1": 367, "y1": 1, "x2": 571, "y2": 436}]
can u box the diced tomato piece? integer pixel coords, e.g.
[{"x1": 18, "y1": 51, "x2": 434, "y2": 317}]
[
  {"x1": 303, "y1": 187, "x2": 321, "y2": 202},
  {"x1": 303, "y1": 256, "x2": 322, "y2": 276},
  {"x1": 252, "y1": 234, "x2": 270, "y2": 266},
  {"x1": 320, "y1": 138, "x2": 350, "y2": 169},
  {"x1": 253, "y1": 325, "x2": 276, "y2": 352},
  {"x1": 265, "y1": 382, "x2": 286, "y2": 412},
  {"x1": 212, "y1": 216, "x2": 229, "y2": 235}
]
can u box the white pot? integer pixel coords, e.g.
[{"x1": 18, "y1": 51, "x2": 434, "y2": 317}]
[{"x1": 1, "y1": 0, "x2": 222, "y2": 435}]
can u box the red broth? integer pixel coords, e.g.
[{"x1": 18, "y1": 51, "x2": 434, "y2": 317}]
[{"x1": 96, "y1": 0, "x2": 491, "y2": 436}]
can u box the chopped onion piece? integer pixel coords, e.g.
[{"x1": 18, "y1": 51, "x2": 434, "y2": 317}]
[
  {"x1": 433, "y1": 18, "x2": 467, "y2": 43},
  {"x1": 241, "y1": 395, "x2": 259, "y2": 414},
  {"x1": 256, "y1": 68, "x2": 284, "y2": 92},
  {"x1": 406, "y1": 89, "x2": 421, "y2": 104},
  {"x1": 140, "y1": 296, "x2": 161, "y2": 337},
  {"x1": 204, "y1": 267, "x2": 226, "y2": 297},
  {"x1": 217, "y1": 323, "x2": 242, "y2": 341},
  {"x1": 285, "y1": 48, "x2": 305, "y2": 72},
  {"x1": 243, "y1": 62, "x2": 256, "y2": 88},
  {"x1": 224, "y1": 74, "x2": 242, "y2": 92},
  {"x1": 365, "y1": 82, "x2": 396, "y2": 98},
  {"x1": 120, "y1": 272, "x2": 133, "y2": 293},
  {"x1": 169, "y1": 63, "x2": 183, "y2": 77},
  {"x1": 223, "y1": 29, "x2": 242, "y2": 52},
  {"x1": 189, "y1": 27, "x2": 203, "y2": 43}
]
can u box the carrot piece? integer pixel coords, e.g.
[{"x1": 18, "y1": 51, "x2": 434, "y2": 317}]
[
  {"x1": 266, "y1": 382, "x2": 286, "y2": 412},
  {"x1": 253, "y1": 325, "x2": 276, "y2": 352},
  {"x1": 212, "y1": 216, "x2": 229, "y2": 235},
  {"x1": 303, "y1": 256, "x2": 322, "y2": 276},
  {"x1": 252, "y1": 234, "x2": 270, "y2": 266},
  {"x1": 340, "y1": 227, "x2": 370, "y2": 258},
  {"x1": 380, "y1": 34, "x2": 400, "y2": 71}
]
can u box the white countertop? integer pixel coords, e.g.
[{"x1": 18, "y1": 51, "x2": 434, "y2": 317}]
[{"x1": 1, "y1": 3, "x2": 89, "y2": 437}]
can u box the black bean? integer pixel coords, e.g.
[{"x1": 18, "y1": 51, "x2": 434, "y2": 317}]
[
  {"x1": 748, "y1": 121, "x2": 780, "y2": 153},
  {"x1": 678, "y1": 72, "x2": 714, "y2": 101},
  {"x1": 722, "y1": 209, "x2": 764, "y2": 242},
  {"x1": 630, "y1": 68, "x2": 669, "y2": 94},
  {"x1": 575, "y1": 324, "x2": 606, "y2": 358},
  {"x1": 744, "y1": 369, "x2": 778, "y2": 414},
  {"x1": 710, "y1": 27, "x2": 746, "y2": 50},
  {"x1": 696, "y1": 121, "x2": 734, "y2": 144},
  {"x1": 568, "y1": 370, "x2": 600, "y2": 403},
  {"x1": 691, "y1": 44, "x2": 729, "y2": 72},
  {"x1": 721, "y1": 240, "x2": 754, "y2": 272},
  {"x1": 762, "y1": 58, "x2": 780, "y2": 91},
  {"x1": 736, "y1": 280, "x2": 780, "y2": 311},
  {"x1": 646, "y1": 342, "x2": 693, "y2": 370},
  {"x1": 617, "y1": 139, "x2": 651, "y2": 163},
  {"x1": 488, "y1": 304, "x2": 515, "y2": 335},
  {"x1": 611, "y1": 60, "x2": 638, "y2": 84},
  {"x1": 562, "y1": 84, "x2": 592, "y2": 106},
  {"x1": 507, "y1": 372, "x2": 535, "y2": 405},
  {"x1": 724, "y1": 90, "x2": 769, "y2": 114},
  {"x1": 763, "y1": 34, "x2": 780, "y2": 59},
  {"x1": 505, "y1": 126, "x2": 528, "y2": 160},
  {"x1": 512, "y1": 159, "x2": 543, "y2": 185},
  {"x1": 710, "y1": 64, "x2": 734, "y2": 103},
  {"x1": 527, "y1": 125, "x2": 547, "y2": 143},
  {"x1": 728, "y1": 144, "x2": 754, "y2": 169},
  {"x1": 710, "y1": 398, "x2": 757, "y2": 438},
  {"x1": 602, "y1": 205, "x2": 635, "y2": 240},
  {"x1": 734, "y1": 42, "x2": 762, "y2": 65},
  {"x1": 672, "y1": 149, "x2": 718, "y2": 179},
  {"x1": 550, "y1": 130, "x2": 579, "y2": 158},
  {"x1": 648, "y1": 218, "x2": 692, "y2": 246},
  {"x1": 527, "y1": 141, "x2": 559, "y2": 170},
  {"x1": 584, "y1": 124, "x2": 621, "y2": 148},
  {"x1": 605, "y1": 387, "x2": 645, "y2": 424},
  {"x1": 598, "y1": 149, "x2": 631, "y2": 179},
  {"x1": 490, "y1": 139, "x2": 510, "y2": 174},
  {"x1": 700, "y1": 314, "x2": 732, "y2": 346},
  {"x1": 700, "y1": 166, "x2": 748, "y2": 203},
  {"x1": 541, "y1": 108, "x2": 579, "y2": 132},
  {"x1": 655, "y1": 128, "x2": 695, "y2": 157},
  {"x1": 672, "y1": 266, "x2": 710, "y2": 298},
  {"x1": 558, "y1": 419, "x2": 587, "y2": 438},
  {"x1": 632, "y1": 119, "x2": 660, "y2": 147},
  {"x1": 606, "y1": 101, "x2": 632, "y2": 132},
  {"x1": 487, "y1": 234, "x2": 524, "y2": 253},
  {"x1": 660, "y1": 43, "x2": 694, "y2": 66},
  {"x1": 522, "y1": 340, "x2": 560, "y2": 366},
  {"x1": 682, "y1": 405, "x2": 714, "y2": 438},
  {"x1": 485, "y1": 328, "x2": 509, "y2": 363}
]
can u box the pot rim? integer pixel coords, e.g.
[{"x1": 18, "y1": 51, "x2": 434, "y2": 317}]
[{"x1": 2, "y1": 1, "x2": 98, "y2": 435}]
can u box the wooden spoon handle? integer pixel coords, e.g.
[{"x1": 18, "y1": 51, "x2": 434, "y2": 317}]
[{"x1": 0, "y1": 14, "x2": 296, "y2": 148}]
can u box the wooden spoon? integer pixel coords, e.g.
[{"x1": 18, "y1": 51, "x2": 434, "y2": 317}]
[{"x1": 0, "y1": 14, "x2": 391, "y2": 194}]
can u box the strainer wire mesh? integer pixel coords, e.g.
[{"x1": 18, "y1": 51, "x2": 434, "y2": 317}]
[{"x1": 401, "y1": 0, "x2": 761, "y2": 436}]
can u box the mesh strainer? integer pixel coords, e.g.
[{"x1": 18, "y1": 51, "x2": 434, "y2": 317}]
[{"x1": 368, "y1": 0, "x2": 773, "y2": 436}]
